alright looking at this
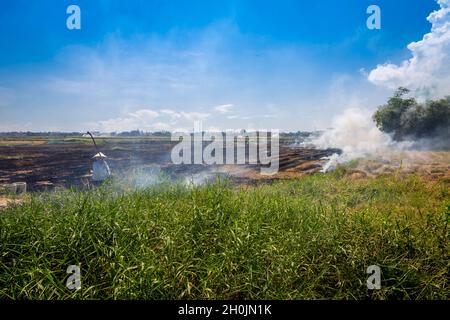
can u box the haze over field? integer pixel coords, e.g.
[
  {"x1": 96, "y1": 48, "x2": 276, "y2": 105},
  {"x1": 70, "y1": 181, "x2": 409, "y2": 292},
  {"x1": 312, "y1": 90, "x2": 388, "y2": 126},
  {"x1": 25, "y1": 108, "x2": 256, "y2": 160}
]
[
  {"x1": 1, "y1": 0, "x2": 449, "y2": 134},
  {"x1": 1, "y1": 2, "x2": 449, "y2": 302},
  {"x1": 312, "y1": 0, "x2": 450, "y2": 161}
]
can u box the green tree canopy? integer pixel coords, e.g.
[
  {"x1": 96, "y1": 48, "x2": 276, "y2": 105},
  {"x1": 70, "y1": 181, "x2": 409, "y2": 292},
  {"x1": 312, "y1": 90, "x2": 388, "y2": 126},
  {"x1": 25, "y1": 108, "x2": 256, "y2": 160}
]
[{"x1": 373, "y1": 88, "x2": 450, "y2": 142}]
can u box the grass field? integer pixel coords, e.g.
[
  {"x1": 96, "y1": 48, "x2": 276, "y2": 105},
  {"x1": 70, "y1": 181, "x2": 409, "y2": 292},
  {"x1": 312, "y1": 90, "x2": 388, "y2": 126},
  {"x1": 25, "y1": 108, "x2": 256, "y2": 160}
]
[
  {"x1": 0, "y1": 169, "x2": 449, "y2": 300},
  {"x1": 0, "y1": 134, "x2": 297, "y2": 147},
  {"x1": 0, "y1": 136, "x2": 171, "y2": 147}
]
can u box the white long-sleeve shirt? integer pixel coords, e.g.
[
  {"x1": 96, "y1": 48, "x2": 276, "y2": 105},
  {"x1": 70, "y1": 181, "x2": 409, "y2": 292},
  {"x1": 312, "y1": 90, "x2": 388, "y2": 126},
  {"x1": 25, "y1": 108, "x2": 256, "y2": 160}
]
[{"x1": 92, "y1": 160, "x2": 111, "y2": 182}]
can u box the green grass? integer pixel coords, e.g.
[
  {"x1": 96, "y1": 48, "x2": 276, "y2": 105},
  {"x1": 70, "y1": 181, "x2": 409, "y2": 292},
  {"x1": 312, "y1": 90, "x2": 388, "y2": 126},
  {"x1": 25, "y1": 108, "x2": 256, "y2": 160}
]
[{"x1": 0, "y1": 173, "x2": 448, "y2": 300}]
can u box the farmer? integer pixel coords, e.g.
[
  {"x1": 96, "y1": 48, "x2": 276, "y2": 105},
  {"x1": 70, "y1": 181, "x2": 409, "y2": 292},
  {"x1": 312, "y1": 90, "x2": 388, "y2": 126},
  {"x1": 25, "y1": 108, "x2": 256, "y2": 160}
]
[{"x1": 91, "y1": 152, "x2": 111, "y2": 185}]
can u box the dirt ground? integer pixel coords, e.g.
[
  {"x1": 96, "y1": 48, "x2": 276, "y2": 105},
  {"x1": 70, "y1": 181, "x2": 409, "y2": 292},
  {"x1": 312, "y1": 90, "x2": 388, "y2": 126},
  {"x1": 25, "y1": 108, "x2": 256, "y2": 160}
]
[
  {"x1": 355, "y1": 151, "x2": 450, "y2": 181},
  {"x1": 0, "y1": 140, "x2": 175, "y2": 191},
  {"x1": 0, "y1": 139, "x2": 448, "y2": 193},
  {"x1": 220, "y1": 148, "x2": 450, "y2": 182},
  {"x1": 0, "y1": 139, "x2": 341, "y2": 191}
]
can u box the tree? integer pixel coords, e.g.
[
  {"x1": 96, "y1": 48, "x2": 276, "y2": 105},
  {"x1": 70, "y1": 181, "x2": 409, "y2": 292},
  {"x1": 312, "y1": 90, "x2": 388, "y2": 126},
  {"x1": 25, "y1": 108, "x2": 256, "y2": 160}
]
[{"x1": 373, "y1": 87, "x2": 450, "y2": 141}]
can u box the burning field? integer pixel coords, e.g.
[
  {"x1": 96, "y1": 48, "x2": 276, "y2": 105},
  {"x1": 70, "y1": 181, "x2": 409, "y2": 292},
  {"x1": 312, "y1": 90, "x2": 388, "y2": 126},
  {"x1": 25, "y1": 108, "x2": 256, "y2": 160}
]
[
  {"x1": 0, "y1": 138, "x2": 174, "y2": 191},
  {"x1": 0, "y1": 136, "x2": 449, "y2": 300},
  {"x1": 1, "y1": 137, "x2": 449, "y2": 193},
  {"x1": 0, "y1": 137, "x2": 342, "y2": 191}
]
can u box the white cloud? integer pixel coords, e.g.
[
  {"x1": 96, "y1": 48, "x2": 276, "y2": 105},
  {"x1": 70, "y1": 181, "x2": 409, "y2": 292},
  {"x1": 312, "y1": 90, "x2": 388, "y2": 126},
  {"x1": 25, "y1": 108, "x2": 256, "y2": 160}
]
[
  {"x1": 179, "y1": 111, "x2": 210, "y2": 122},
  {"x1": 160, "y1": 109, "x2": 210, "y2": 122},
  {"x1": 129, "y1": 109, "x2": 159, "y2": 121},
  {"x1": 160, "y1": 109, "x2": 182, "y2": 119},
  {"x1": 214, "y1": 103, "x2": 233, "y2": 114},
  {"x1": 91, "y1": 108, "x2": 159, "y2": 132},
  {"x1": 368, "y1": 0, "x2": 450, "y2": 98},
  {"x1": 91, "y1": 108, "x2": 210, "y2": 132}
]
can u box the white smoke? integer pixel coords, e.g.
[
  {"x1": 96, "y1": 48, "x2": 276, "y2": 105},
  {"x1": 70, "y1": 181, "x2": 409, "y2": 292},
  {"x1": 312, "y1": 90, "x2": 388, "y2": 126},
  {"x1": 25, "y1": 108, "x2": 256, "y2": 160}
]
[
  {"x1": 368, "y1": 0, "x2": 450, "y2": 98},
  {"x1": 313, "y1": 1, "x2": 450, "y2": 171},
  {"x1": 310, "y1": 108, "x2": 402, "y2": 171}
]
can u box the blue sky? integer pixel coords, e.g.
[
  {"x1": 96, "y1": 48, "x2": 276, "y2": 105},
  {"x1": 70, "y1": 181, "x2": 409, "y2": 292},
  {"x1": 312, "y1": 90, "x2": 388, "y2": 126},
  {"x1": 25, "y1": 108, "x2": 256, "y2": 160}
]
[{"x1": 0, "y1": 0, "x2": 443, "y2": 132}]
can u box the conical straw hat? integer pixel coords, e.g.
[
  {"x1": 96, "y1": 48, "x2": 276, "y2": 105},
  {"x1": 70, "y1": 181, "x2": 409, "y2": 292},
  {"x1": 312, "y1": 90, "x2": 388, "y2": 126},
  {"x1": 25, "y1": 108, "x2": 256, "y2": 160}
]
[{"x1": 92, "y1": 152, "x2": 107, "y2": 158}]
